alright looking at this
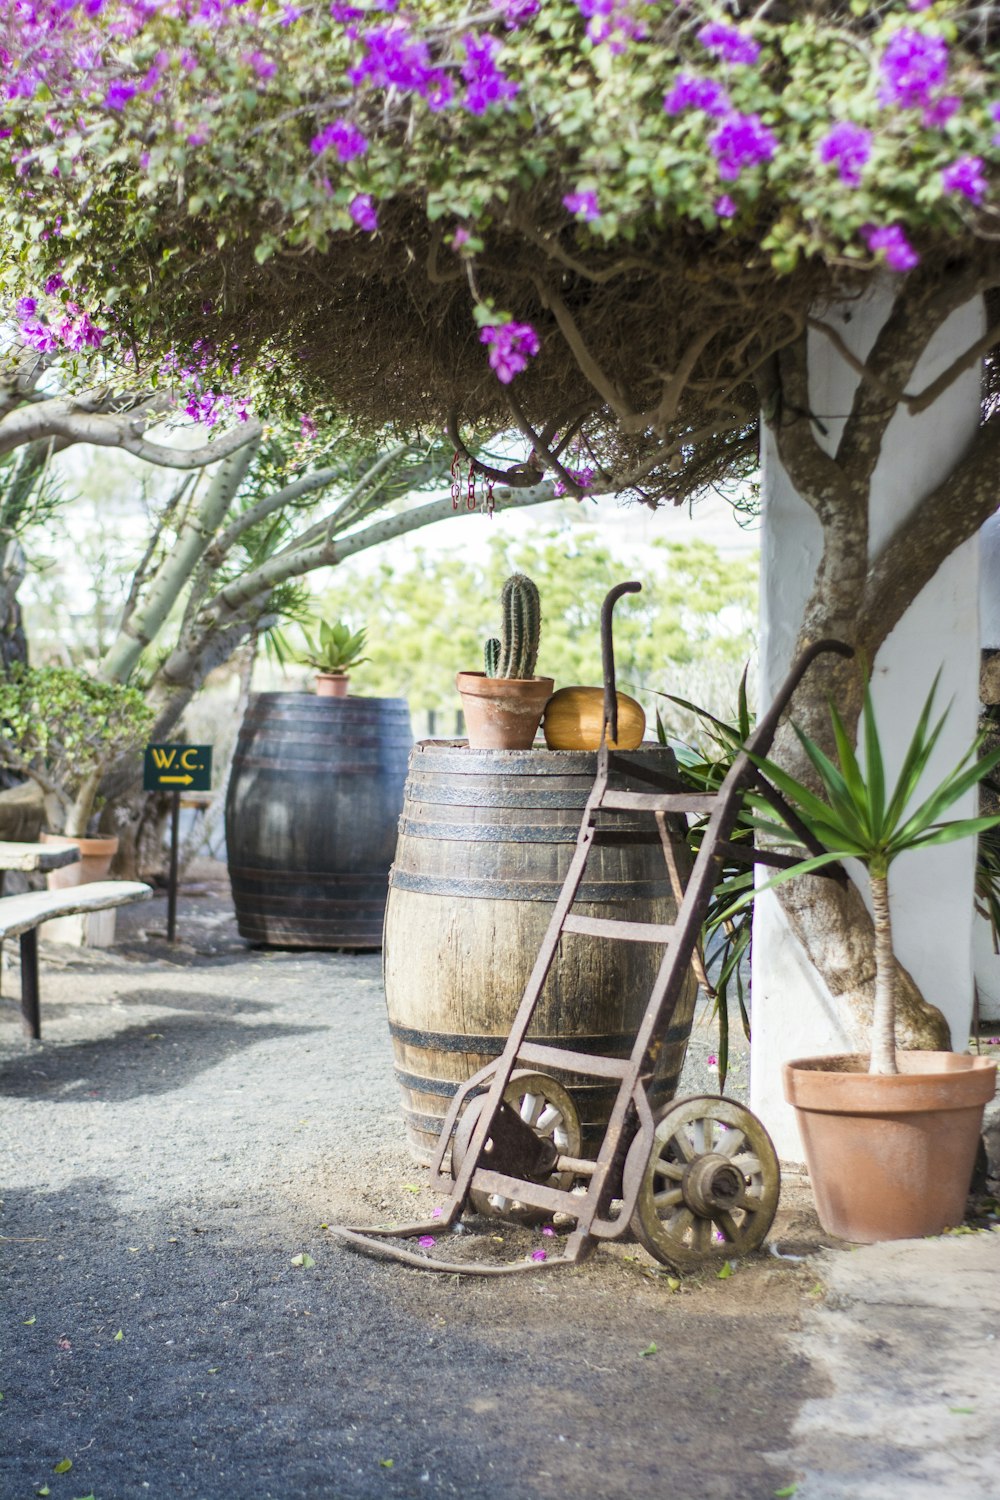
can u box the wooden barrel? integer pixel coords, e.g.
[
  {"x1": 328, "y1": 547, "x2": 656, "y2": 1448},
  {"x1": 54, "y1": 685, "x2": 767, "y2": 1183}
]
[
  {"x1": 383, "y1": 741, "x2": 698, "y2": 1163},
  {"x1": 226, "y1": 693, "x2": 412, "y2": 948}
]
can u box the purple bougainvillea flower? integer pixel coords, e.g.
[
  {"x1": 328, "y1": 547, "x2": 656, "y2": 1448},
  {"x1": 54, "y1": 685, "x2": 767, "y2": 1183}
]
[
  {"x1": 541, "y1": 1225, "x2": 556, "y2": 1237},
  {"x1": 104, "y1": 81, "x2": 136, "y2": 109},
  {"x1": 563, "y1": 189, "x2": 600, "y2": 222},
  {"x1": 417, "y1": 1235, "x2": 436, "y2": 1249},
  {"x1": 430, "y1": 1205, "x2": 443, "y2": 1219},
  {"x1": 862, "y1": 223, "x2": 920, "y2": 271},
  {"x1": 709, "y1": 112, "x2": 777, "y2": 181},
  {"x1": 706, "y1": 1053, "x2": 718, "y2": 1069},
  {"x1": 349, "y1": 22, "x2": 452, "y2": 110},
  {"x1": 310, "y1": 119, "x2": 368, "y2": 161},
  {"x1": 714, "y1": 194, "x2": 736, "y2": 218},
  {"x1": 479, "y1": 320, "x2": 540, "y2": 383},
  {"x1": 818, "y1": 121, "x2": 871, "y2": 187},
  {"x1": 697, "y1": 21, "x2": 760, "y2": 66},
  {"x1": 349, "y1": 193, "x2": 379, "y2": 231},
  {"x1": 577, "y1": 0, "x2": 647, "y2": 53},
  {"x1": 663, "y1": 72, "x2": 730, "y2": 118},
  {"x1": 878, "y1": 28, "x2": 948, "y2": 109},
  {"x1": 461, "y1": 33, "x2": 518, "y2": 115},
  {"x1": 941, "y1": 155, "x2": 987, "y2": 204},
  {"x1": 553, "y1": 465, "x2": 595, "y2": 497},
  {"x1": 922, "y1": 94, "x2": 959, "y2": 128},
  {"x1": 15, "y1": 296, "x2": 37, "y2": 317},
  {"x1": 531, "y1": 1248, "x2": 547, "y2": 1262},
  {"x1": 501, "y1": 0, "x2": 539, "y2": 26}
]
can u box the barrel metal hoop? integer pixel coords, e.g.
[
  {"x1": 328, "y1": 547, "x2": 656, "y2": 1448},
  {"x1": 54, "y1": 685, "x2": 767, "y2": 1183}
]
[
  {"x1": 388, "y1": 871, "x2": 669, "y2": 901},
  {"x1": 404, "y1": 782, "x2": 592, "y2": 810},
  {"x1": 397, "y1": 818, "x2": 579, "y2": 844},
  {"x1": 388, "y1": 1020, "x2": 692, "y2": 1053}
]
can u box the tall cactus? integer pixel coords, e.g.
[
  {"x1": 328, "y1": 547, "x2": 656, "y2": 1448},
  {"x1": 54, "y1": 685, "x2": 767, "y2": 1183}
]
[{"x1": 484, "y1": 573, "x2": 541, "y2": 679}]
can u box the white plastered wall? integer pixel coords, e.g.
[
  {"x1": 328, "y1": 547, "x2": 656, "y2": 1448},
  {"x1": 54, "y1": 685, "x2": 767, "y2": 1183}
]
[{"x1": 752, "y1": 286, "x2": 984, "y2": 1161}]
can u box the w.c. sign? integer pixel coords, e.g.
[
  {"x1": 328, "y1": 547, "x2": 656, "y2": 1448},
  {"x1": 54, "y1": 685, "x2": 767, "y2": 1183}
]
[{"x1": 143, "y1": 743, "x2": 213, "y2": 793}]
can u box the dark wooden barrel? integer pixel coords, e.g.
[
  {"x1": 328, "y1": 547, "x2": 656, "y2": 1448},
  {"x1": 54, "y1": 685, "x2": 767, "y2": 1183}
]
[
  {"x1": 226, "y1": 692, "x2": 412, "y2": 948},
  {"x1": 383, "y1": 740, "x2": 697, "y2": 1163}
]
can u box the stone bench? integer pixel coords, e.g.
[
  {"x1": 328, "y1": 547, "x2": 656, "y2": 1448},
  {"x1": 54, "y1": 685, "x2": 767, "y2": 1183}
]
[{"x1": 2, "y1": 881, "x2": 152, "y2": 1039}]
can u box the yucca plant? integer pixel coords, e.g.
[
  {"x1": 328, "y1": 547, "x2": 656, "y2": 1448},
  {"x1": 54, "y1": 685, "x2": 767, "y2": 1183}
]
[{"x1": 739, "y1": 672, "x2": 1000, "y2": 1076}]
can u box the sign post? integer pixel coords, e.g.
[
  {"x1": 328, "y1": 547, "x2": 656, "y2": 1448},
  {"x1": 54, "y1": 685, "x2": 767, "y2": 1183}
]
[{"x1": 143, "y1": 744, "x2": 213, "y2": 942}]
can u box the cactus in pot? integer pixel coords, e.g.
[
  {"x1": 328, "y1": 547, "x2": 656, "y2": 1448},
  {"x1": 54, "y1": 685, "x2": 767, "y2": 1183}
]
[
  {"x1": 456, "y1": 573, "x2": 554, "y2": 750},
  {"x1": 483, "y1": 573, "x2": 541, "y2": 681}
]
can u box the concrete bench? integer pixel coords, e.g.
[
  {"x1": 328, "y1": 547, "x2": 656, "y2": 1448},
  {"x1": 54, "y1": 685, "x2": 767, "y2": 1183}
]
[{"x1": 2, "y1": 881, "x2": 152, "y2": 1039}]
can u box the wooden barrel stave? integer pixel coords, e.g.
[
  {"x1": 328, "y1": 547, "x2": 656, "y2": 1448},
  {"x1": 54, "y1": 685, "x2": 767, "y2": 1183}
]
[{"x1": 383, "y1": 741, "x2": 697, "y2": 1162}]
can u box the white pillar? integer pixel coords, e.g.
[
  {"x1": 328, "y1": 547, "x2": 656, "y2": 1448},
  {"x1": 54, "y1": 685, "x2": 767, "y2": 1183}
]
[
  {"x1": 751, "y1": 287, "x2": 984, "y2": 1161},
  {"x1": 975, "y1": 516, "x2": 1000, "y2": 1021}
]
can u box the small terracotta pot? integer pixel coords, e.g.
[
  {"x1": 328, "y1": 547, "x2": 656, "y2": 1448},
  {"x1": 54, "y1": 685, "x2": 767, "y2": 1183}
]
[
  {"x1": 783, "y1": 1051, "x2": 997, "y2": 1242},
  {"x1": 315, "y1": 673, "x2": 350, "y2": 698},
  {"x1": 455, "y1": 671, "x2": 555, "y2": 750},
  {"x1": 40, "y1": 832, "x2": 120, "y2": 890}
]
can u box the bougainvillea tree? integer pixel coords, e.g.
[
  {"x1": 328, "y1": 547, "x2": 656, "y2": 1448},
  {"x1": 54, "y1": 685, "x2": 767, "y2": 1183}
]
[{"x1": 4, "y1": 0, "x2": 1000, "y2": 1044}]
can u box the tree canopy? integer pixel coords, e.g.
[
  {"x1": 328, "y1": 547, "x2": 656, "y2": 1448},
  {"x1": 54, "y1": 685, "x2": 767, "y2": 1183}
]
[{"x1": 4, "y1": 2, "x2": 1000, "y2": 505}]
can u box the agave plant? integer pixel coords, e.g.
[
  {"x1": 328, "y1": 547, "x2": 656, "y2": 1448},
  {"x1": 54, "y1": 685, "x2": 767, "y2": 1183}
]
[
  {"x1": 297, "y1": 619, "x2": 370, "y2": 675},
  {"x1": 740, "y1": 672, "x2": 1000, "y2": 1076}
]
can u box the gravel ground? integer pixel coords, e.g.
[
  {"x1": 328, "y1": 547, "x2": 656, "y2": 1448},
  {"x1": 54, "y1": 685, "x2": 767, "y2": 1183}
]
[{"x1": 1, "y1": 868, "x2": 827, "y2": 1500}]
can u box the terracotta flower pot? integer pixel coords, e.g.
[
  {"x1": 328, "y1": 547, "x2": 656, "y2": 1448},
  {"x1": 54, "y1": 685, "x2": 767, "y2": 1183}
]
[
  {"x1": 783, "y1": 1051, "x2": 997, "y2": 1242},
  {"x1": 455, "y1": 671, "x2": 555, "y2": 750},
  {"x1": 315, "y1": 673, "x2": 350, "y2": 698},
  {"x1": 40, "y1": 832, "x2": 120, "y2": 890}
]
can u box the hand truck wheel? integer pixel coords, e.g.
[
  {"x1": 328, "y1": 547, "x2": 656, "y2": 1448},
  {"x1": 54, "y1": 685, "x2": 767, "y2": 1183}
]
[
  {"x1": 451, "y1": 1070, "x2": 582, "y2": 1226},
  {"x1": 622, "y1": 1095, "x2": 780, "y2": 1270}
]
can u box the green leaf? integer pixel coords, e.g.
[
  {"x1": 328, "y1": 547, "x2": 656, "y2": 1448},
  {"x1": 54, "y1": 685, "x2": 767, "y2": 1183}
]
[
  {"x1": 113, "y1": 1329, "x2": 124, "y2": 1342},
  {"x1": 36, "y1": 1488, "x2": 51, "y2": 1497},
  {"x1": 290, "y1": 1252, "x2": 315, "y2": 1268},
  {"x1": 717, "y1": 1260, "x2": 734, "y2": 1279},
  {"x1": 379, "y1": 1458, "x2": 394, "y2": 1468},
  {"x1": 53, "y1": 1459, "x2": 73, "y2": 1474},
  {"x1": 23, "y1": 1315, "x2": 36, "y2": 1325},
  {"x1": 774, "y1": 1486, "x2": 798, "y2": 1497},
  {"x1": 639, "y1": 1341, "x2": 658, "y2": 1356}
]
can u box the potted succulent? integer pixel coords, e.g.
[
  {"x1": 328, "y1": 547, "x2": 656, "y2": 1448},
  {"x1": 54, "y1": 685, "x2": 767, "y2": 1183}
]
[
  {"x1": 297, "y1": 620, "x2": 370, "y2": 697},
  {"x1": 743, "y1": 670, "x2": 1000, "y2": 1242},
  {"x1": 456, "y1": 573, "x2": 554, "y2": 749},
  {"x1": 0, "y1": 664, "x2": 154, "y2": 884}
]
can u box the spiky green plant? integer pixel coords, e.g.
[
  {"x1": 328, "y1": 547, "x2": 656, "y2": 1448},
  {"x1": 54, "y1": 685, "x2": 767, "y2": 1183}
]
[
  {"x1": 297, "y1": 620, "x2": 370, "y2": 675},
  {"x1": 654, "y1": 667, "x2": 755, "y2": 1093},
  {"x1": 483, "y1": 636, "x2": 501, "y2": 677},
  {"x1": 738, "y1": 673, "x2": 1000, "y2": 1076},
  {"x1": 483, "y1": 573, "x2": 541, "y2": 679}
]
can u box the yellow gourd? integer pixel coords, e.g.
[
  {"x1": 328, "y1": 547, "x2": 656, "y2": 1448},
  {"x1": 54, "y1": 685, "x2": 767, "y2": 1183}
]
[{"x1": 542, "y1": 686, "x2": 646, "y2": 751}]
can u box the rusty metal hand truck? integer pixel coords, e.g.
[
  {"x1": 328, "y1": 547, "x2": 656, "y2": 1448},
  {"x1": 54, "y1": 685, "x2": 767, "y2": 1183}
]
[{"x1": 332, "y1": 585, "x2": 852, "y2": 1275}]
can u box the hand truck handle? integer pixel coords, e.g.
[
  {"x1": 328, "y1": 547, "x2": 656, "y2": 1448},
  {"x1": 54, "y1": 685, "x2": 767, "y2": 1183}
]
[{"x1": 601, "y1": 581, "x2": 642, "y2": 746}]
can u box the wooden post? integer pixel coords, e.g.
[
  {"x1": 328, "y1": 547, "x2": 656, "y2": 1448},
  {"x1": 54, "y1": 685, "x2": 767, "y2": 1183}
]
[{"x1": 167, "y1": 789, "x2": 181, "y2": 943}]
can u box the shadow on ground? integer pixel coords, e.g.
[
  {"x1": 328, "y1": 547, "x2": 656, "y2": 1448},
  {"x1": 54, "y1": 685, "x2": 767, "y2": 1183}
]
[
  {"x1": 0, "y1": 1008, "x2": 322, "y2": 1101},
  {"x1": 1, "y1": 1179, "x2": 817, "y2": 1500}
]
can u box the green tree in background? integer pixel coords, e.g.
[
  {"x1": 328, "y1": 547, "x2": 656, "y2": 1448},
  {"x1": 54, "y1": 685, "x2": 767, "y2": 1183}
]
[{"x1": 316, "y1": 532, "x2": 757, "y2": 725}]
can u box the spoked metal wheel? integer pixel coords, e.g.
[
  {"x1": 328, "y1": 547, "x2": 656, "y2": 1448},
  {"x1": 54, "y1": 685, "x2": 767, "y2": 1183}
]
[
  {"x1": 451, "y1": 1070, "x2": 582, "y2": 1225},
  {"x1": 622, "y1": 1095, "x2": 780, "y2": 1269}
]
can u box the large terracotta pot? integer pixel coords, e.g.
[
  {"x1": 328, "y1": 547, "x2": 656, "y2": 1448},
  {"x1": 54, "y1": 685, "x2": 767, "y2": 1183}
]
[
  {"x1": 784, "y1": 1051, "x2": 997, "y2": 1242},
  {"x1": 455, "y1": 671, "x2": 554, "y2": 749},
  {"x1": 40, "y1": 832, "x2": 120, "y2": 890}
]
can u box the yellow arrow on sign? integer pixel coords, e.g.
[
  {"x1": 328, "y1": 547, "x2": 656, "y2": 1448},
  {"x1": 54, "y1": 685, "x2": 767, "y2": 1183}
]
[{"x1": 159, "y1": 774, "x2": 195, "y2": 785}]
